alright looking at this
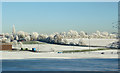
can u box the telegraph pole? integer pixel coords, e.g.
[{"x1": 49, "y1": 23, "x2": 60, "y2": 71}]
[
  {"x1": 88, "y1": 35, "x2": 91, "y2": 53},
  {"x1": 118, "y1": 2, "x2": 120, "y2": 49}
]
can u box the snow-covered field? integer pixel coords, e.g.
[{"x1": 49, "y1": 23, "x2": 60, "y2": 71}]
[
  {"x1": 1, "y1": 49, "x2": 119, "y2": 59},
  {"x1": 21, "y1": 44, "x2": 101, "y2": 52},
  {"x1": 12, "y1": 38, "x2": 118, "y2": 52},
  {"x1": 5, "y1": 38, "x2": 118, "y2": 60},
  {"x1": 64, "y1": 38, "x2": 118, "y2": 46}
]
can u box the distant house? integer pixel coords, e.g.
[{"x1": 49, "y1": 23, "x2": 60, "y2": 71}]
[
  {"x1": 0, "y1": 43, "x2": 12, "y2": 50},
  {"x1": 0, "y1": 34, "x2": 3, "y2": 38},
  {"x1": 0, "y1": 34, "x2": 3, "y2": 36}
]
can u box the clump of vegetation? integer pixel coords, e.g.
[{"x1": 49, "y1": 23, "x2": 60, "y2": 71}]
[
  {"x1": 20, "y1": 48, "x2": 29, "y2": 51},
  {"x1": 62, "y1": 48, "x2": 110, "y2": 53},
  {"x1": 2, "y1": 28, "x2": 117, "y2": 48}
]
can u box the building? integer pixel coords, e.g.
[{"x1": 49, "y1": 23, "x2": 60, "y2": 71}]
[
  {"x1": 0, "y1": 43, "x2": 12, "y2": 50},
  {"x1": 0, "y1": 34, "x2": 3, "y2": 38}
]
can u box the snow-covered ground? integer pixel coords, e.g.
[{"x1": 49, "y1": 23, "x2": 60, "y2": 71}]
[
  {"x1": 4, "y1": 38, "x2": 118, "y2": 60},
  {"x1": 21, "y1": 44, "x2": 101, "y2": 52},
  {"x1": 12, "y1": 38, "x2": 118, "y2": 52},
  {"x1": 1, "y1": 49, "x2": 119, "y2": 59},
  {"x1": 64, "y1": 38, "x2": 118, "y2": 46}
]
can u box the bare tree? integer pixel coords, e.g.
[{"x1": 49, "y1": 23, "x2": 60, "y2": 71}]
[
  {"x1": 80, "y1": 31, "x2": 86, "y2": 38},
  {"x1": 10, "y1": 35, "x2": 14, "y2": 41},
  {"x1": 18, "y1": 42, "x2": 23, "y2": 48},
  {"x1": 12, "y1": 40, "x2": 18, "y2": 48},
  {"x1": 31, "y1": 32, "x2": 39, "y2": 41},
  {"x1": 17, "y1": 31, "x2": 25, "y2": 38},
  {"x1": 78, "y1": 39, "x2": 85, "y2": 45},
  {"x1": 25, "y1": 36, "x2": 31, "y2": 41},
  {"x1": 2, "y1": 37, "x2": 7, "y2": 43}
]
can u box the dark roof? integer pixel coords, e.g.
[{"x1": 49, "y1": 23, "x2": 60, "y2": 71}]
[{"x1": 0, "y1": 35, "x2": 3, "y2": 36}]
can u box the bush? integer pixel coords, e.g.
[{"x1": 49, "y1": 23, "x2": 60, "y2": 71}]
[
  {"x1": 25, "y1": 48, "x2": 28, "y2": 50},
  {"x1": 21, "y1": 48, "x2": 23, "y2": 50}
]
